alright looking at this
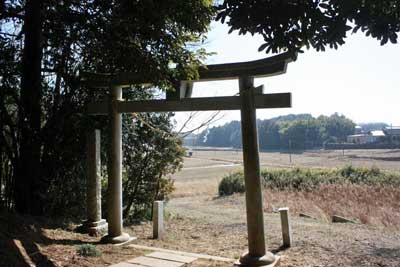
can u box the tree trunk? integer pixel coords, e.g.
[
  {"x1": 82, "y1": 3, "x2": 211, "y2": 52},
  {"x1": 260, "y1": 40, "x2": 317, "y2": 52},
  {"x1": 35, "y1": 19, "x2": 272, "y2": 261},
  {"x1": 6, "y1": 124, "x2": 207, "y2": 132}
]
[
  {"x1": 15, "y1": 0, "x2": 44, "y2": 215},
  {"x1": 0, "y1": 93, "x2": 3, "y2": 206}
]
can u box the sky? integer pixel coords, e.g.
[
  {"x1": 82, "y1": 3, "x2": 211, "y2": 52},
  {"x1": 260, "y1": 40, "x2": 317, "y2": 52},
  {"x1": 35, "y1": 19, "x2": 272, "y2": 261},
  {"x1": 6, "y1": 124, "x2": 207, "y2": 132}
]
[{"x1": 174, "y1": 21, "x2": 400, "y2": 132}]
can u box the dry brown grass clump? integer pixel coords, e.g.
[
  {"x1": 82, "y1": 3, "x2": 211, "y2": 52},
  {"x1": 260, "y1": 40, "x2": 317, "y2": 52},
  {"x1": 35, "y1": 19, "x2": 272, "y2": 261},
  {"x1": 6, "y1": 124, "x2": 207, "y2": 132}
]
[{"x1": 264, "y1": 184, "x2": 400, "y2": 228}]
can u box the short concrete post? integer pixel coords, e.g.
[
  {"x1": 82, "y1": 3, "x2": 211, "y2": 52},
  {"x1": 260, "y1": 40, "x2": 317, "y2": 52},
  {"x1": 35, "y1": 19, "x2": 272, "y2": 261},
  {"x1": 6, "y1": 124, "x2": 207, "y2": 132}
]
[
  {"x1": 279, "y1": 208, "x2": 292, "y2": 247},
  {"x1": 103, "y1": 86, "x2": 132, "y2": 244},
  {"x1": 84, "y1": 129, "x2": 108, "y2": 236},
  {"x1": 153, "y1": 201, "x2": 164, "y2": 239}
]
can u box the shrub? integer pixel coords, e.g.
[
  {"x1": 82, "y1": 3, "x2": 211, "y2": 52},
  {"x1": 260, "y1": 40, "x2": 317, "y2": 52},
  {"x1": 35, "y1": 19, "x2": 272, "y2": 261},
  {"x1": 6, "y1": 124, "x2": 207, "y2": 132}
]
[
  {"x1": 218, "y1": 166, "x2": 400, "y2": 194},
  {"x1": 100, "y1": 111, "x2": 184, "y2": 223},
  {"x1": 218, "y1": 171, "x2": 245, "y2": 196},
  {"x1": 76, "y1": 244, "x2": 101, "y2": 257}
]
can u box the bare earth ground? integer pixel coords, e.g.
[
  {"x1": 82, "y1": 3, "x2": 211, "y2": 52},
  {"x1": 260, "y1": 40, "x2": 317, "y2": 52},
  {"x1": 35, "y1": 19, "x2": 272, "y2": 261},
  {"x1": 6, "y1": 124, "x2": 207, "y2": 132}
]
[
  {"x1": 163, "y1": 149, "x2": 400, "y2": 266},
  {"x1": 0, "y1": 214, "x2": 145, "y2": 267},
  {"x1": 2, "y1": 149, "x2": 399, "y2": 266}
]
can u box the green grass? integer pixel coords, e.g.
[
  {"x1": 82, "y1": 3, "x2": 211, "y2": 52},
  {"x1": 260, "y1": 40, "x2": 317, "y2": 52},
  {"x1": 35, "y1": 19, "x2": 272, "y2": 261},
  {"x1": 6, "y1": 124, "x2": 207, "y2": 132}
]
[{"x1": 76, "y1": 244, "x2": 101, "y2": 257}]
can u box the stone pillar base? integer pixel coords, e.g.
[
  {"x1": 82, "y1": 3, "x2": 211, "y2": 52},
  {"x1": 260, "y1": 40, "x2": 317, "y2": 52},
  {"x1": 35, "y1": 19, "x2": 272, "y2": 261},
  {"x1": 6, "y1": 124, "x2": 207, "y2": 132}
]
[
  {"x1": 83, "y1": 219, "x2": 108, "y2": 237},
  {"x1": 101, "y1": 232, "x2": 136, "y2": 245},
  {"x1": 234, "y1": 252, "x2": 280, "y2": 267}
]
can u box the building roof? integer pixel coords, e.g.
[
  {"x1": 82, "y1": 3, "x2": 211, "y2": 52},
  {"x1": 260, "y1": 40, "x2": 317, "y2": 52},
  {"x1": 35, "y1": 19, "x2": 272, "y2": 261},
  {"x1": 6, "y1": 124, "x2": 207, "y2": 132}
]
[
  {"x1": 347, "y1": 134, "x2": 371, "y2": 138},
  {"x1": 371, "y1": 130, "x2": 385, "y2": 137}
]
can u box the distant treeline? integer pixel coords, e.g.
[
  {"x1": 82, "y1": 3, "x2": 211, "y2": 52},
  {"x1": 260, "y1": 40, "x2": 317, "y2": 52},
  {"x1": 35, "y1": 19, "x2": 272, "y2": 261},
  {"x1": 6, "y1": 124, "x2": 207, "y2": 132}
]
[{"x1": 192, "y1": 113, "x2": 358, "y2": 150}]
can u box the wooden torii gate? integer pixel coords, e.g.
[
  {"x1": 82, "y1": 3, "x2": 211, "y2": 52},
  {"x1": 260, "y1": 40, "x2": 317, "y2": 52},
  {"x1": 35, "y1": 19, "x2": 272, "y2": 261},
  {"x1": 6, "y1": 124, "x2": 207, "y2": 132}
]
[{"x1": 82, "y1": 52, "x2": 296, "y2": 267}]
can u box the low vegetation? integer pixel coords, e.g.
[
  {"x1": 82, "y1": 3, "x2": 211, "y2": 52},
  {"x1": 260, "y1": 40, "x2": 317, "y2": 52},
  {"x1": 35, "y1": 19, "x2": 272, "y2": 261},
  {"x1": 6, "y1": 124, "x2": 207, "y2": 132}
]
[
  {"x1": 218, "y1": 165, "x2": 400, "y2": 196},
  {"x1": 219, "y1": 166, "x2": 400, "y2": 228},
  {"x1": 76, "y1": 244, "x2": 101, "y2": 257},
  {"x1": 218, "y1": 172, "x2": 245, "y2": 196}
]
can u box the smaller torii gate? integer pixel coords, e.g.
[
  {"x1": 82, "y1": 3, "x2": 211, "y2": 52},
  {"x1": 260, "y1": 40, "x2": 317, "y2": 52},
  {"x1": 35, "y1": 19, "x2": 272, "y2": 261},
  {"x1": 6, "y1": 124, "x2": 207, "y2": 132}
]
[{"x1": 82, "y1": 52, "x2": 296, "y2": 267}]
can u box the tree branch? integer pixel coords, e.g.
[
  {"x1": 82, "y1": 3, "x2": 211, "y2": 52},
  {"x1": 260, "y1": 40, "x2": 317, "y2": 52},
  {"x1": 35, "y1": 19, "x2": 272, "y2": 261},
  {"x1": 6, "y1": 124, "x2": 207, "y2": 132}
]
[{"x1": 178, "y1": 111, "x2": 224, "y2": 137}]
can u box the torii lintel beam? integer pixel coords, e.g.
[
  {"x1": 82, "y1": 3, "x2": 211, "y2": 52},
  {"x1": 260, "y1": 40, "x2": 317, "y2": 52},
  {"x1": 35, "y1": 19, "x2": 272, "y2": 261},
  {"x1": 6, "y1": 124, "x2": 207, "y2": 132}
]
[
  {"x1": 80, "y1": 52, "x2": 297, "y2": 88},
  {"x1": 87, "y1": 93, "x2": 291, "y2": 115}
]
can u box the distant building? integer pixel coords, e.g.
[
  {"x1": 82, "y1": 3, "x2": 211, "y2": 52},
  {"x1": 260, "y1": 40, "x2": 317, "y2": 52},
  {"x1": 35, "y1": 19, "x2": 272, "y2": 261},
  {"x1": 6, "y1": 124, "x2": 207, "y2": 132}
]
[
  {"x1": 383, "y1": 126, "x2": 400, "y2": 136},
  {"x1": 347, "y1": 134, "x2": 374, "y2": 144},
  {"x1": 354, "y1": 125, "x2": 362, "y2": 134},
  {"x1": 371, "y1": 130, "x2": 385, "y2": 138},
  {"x1": 347, "y1": 130, "x2": 385, "y2": 144},
  {"x1": 383, "y1": 126, "x2": 400, "y2": 143}
]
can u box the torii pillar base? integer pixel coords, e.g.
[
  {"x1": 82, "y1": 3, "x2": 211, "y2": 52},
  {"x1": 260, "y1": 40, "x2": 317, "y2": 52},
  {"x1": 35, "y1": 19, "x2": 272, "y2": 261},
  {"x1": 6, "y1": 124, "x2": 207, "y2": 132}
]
[
  {"x1": 101, "y1": 233, "x2": 136, "y2": 245},
  {"x1": 234, "y1": 253, "x2": 280, "y2": 267},
  {"x1": 83, "y1": 219, "x2": 108, "y2": 237}
]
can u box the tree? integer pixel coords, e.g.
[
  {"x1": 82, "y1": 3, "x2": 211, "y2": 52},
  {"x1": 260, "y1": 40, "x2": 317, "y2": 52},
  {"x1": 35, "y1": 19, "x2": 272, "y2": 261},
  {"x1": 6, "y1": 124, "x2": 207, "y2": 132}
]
[
  {"x1": 216, "y1": 1, "x2": 400, "y2": 53},
  {"x1": 121, "y1": 110, "x2": 184, "y2": 221},
  {"x1": 0, "y1": 0, "x2": 214, "y2": 216},
  {"x1": 16, "y1": 0, "x2": 44, "y2": 214},
  {"x1": 192, "y1": 113, "x2": 355, "y2": 150}
]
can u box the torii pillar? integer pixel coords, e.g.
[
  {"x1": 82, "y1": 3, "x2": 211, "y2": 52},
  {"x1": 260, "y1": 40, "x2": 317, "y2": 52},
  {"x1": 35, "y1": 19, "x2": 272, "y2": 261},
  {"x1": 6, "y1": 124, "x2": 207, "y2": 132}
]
[
  {"x1": 237, "y1": 76, "x2": 277, "y2": 266},
  {"x1": 102, "y1": 86, "x2": 133, "y2": 244},
  {"x1": 84, "y1": 129, "x2": 108, "y2": 236}
]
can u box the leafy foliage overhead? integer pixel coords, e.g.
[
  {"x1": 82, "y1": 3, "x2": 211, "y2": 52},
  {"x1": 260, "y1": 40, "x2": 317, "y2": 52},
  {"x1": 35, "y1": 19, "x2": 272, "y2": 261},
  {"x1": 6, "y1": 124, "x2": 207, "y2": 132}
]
[
  {"x1": 0, "y1": 0, "x2": 214, "y2": 216},
  {"x1": 216, "y1": 0, "x2": 400, "y2": 53}
]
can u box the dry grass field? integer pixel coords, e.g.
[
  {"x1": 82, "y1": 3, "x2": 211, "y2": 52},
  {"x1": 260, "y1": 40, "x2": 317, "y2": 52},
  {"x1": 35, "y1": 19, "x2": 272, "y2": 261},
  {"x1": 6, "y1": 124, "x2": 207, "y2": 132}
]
[
  {"x1": 163, "y1": 149, "x2": 400, "y2": 266},
  {"x1": 172, "y1": 149, "x2": 400, "y2": 197}
]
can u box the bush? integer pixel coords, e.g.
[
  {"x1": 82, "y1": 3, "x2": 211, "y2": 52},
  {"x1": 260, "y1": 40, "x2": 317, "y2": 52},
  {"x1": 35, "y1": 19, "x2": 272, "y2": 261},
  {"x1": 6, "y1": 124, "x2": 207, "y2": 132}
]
[
  {"x1": 218, "y1": 166, "x2": 400, "y2": 195},
  {"x1": 218, "y1": 171, "x2": 245, "y2": 196},
  {"x1": 76, "y1": 244, "x2": 101, "y2": 257}
]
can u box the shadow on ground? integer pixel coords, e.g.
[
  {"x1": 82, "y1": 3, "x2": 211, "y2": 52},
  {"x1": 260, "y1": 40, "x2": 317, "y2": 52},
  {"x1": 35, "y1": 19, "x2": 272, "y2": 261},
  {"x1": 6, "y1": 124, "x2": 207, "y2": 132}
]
[{"x1": 0, "y1": 211, "x2": 98, "y2": 267}]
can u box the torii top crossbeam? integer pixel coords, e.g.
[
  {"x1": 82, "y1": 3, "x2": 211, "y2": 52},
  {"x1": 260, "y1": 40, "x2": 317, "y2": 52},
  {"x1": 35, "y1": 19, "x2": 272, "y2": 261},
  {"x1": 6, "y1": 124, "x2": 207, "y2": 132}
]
[
  {"x1": 81, "y1": 52, "x2": 296, "y2": 114},
  {"x1": 80, "y1": 51, "x2": 296, "y2": 88}
]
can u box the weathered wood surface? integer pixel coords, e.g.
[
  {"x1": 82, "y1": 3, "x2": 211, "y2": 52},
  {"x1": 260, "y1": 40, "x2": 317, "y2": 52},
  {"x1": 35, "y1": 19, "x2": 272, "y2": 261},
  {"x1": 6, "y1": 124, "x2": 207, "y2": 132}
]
[
  {"x1": 80, "y1": 52, "x2": 296, "y2": 88},
  {"x1": 279, "y1": 207, "x2": 292, "y2": 247},
  {"x1": 87, "y1": 93, "x2": 291, "y2": 115},
  {"x1": 239, "y1": 76, "x2": 267, "y2": 257}
]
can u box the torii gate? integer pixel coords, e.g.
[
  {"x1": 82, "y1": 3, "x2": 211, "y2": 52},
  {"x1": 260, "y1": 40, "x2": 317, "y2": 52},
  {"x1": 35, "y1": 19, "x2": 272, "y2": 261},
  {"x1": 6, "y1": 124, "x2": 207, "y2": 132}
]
[{"x1": 82, "y1": 52, "x2": 296, "y2": 267}]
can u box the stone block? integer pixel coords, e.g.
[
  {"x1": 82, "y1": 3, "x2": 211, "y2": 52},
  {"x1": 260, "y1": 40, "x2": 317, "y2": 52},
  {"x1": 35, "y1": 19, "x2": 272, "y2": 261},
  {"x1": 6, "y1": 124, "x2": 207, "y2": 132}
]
[
  {"x1": 332, "y1": 215, "x2": 356, "y2": 224},
  {"x1": 109, "y1": 262, "x2": 142, "y2": 267},
  {"x1": 128, "y1": 256, "x2": 183, "y2": 267},
  {"x1": 153, "y1": 201, "x2": 164, "y2": 239},
  {"x1": 299, "y1": 213, "x2": 316, "y2": 220},
  {"x1": 147, "y1": 251, "x2": 197, "y2": 263}
]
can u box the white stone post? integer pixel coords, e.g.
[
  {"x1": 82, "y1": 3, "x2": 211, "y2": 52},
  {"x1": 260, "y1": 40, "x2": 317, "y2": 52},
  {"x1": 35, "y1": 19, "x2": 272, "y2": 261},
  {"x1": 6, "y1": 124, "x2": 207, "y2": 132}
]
[
  {"x1": 153, "y1": 201, "x2": 164, "y2": 239},
  {"x1": 85, "y1": 129, "x2": 108, "y2": 236},
  {"x1": 103, "y1": 86, "x2": 131, "y2": 244},
  {"x1": 237, "y1": 76, "x2": 277, "y2": 267},
  {"x1": 279, "y1": 207, "x2": 292, "y2": 247}
]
